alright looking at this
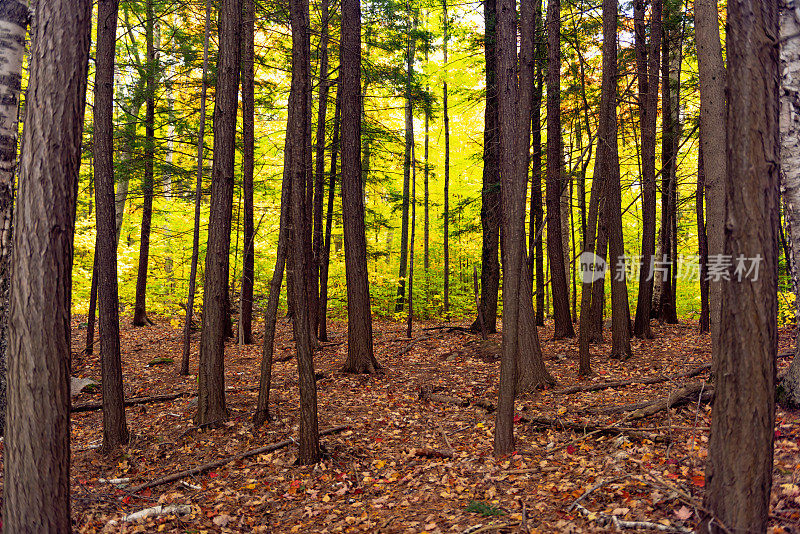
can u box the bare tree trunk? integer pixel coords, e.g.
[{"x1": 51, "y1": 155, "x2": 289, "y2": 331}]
[
  {"x1": 196, "y1": 0, "x2": 242, "y2": 426},
  {"x1": 443, "y1": 0, "x2": 450, "y2": 316},
  {"x1": 697, "y1": 142, "x2": 710, "y2": 334},
  {"x1": 95, "y1": 0, "x2": 129, "y2": 452},
  {"x1": 700, "y1": 3, "x2": 778, "y2": 531},
  {"x1": 3, "y1": 0, "x2": 90, "y2": 528},
  {"x1": 239, "y1": 0, "x2": 255, "y2": 345},
  {"x1": 181, "y1": 0, "x2": 211, "y2": 376},
  {"x1": 546, "y1": 0, "x2": 574, "y2": 339},
  {"x1": 341, "y1": 0, "x2": 380, "y2": 374},
  {"x1": 695, "y1": 0, "x2": 726, "y2": 339},
  {"x1": 85, "y1": 253, "x2": 97, "y2": 356},
  {"x1": 532, "y1": 6, "x2": 545, "y2": 326},
  {"x1": 407, "y1": 142, "x2": 416, "y2": 338},
  {"x1": 133, "y1": 0, "x2": 157, "y2": 327},
  {"x1": 318, "y1": 88, "x2": 340, "y2": 342},
  {"x1": 778, "y1": 0, "x2": 800, "y2": 408}
]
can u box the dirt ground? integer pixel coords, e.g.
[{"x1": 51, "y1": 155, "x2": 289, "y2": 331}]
[{"x1": 3, "y1": 314, "x2": 799, "y2": 533}]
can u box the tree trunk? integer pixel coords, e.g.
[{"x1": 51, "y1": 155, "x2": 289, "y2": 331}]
[
  {"x1": 133, "y1": 0, "x2": 157, "y2": 327},
  {"x1": 312, "y1": 0, "x2": 331, "y2": 339},
  {"x1": 319, "y1": 87, "x2": 340, "y2": 342},
  {"x1": 181, "y1": 0, "x2": 211, "y2": 376},
  {"x1": 476, "y1": 0, "x2": 500, "y2": 333},
  {"x1": 778, "y1": 0, "x2": 800, "y2": 408},
  {"x1": 532, "y1": 8, "x2": 545, "y2": 326},
  {"x1": 85, "y1": 252, "x2": 98, "y2": 356},
  {"x1": 443, "y1": 0, "x2": 450, "y2": 316},
  {"x1": 239, "y1": 0, "x2": 255, "y2": 345},
  {"x1": 602, "y1": 0, "x2": 632, "y2": 361},
  {"x1": 95, "y1": 0, "x2": 129, "y2": 452},
  {"x1": 341, "y1": 0, "x2": 380, "y2": 374},
  {"x1": 407, "y1": 141, "x2": 417, "y2": 338},
  {"x1": 633, "y1": 0, "x2": 662, "y2": 338},
  {"x1": 195, "y1": 0, "x2": 241, "y2": 426},
  {"x1": 546, "y1": 0, "x2": 574, "y2": 339},
  {"x1": 700, "y1": 3, "x2": 778, "y2": 531},
  {"x1": 697, "y1": 142, "x2": 710, "y2": 334},
  {"x1": 3, "y1": 0, "x2": 90, "y2": 528},
  {"x1": 288, "y1": 0, "x2": 320, "y2": 464}
]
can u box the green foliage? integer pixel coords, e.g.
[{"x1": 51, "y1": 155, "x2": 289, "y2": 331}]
[{"x1": 465, "y1": 501, "x2": 506, "y2": 517}]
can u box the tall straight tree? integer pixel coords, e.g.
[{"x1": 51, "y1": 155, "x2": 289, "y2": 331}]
[
  {"x1": 319, "y1": 88, "x2": 341, "y2": 342},
  {"x1": 239, "y1": 0, "x2": 255, "y2": 345},
  {"x1": 632, "y1": 0, "x2": 662, "y2": 338},
  {"x1": 181, "y1": 0, "x2": 211, "y2": 376},
  {"x1": 95, "y1": 0, "x2": 129, "y2": 451},
  {"x1": 195, "y1": 0, "x2": 242, "y2": 426},
  {"x1": 3, "y1": 0, "x2": 90, "y2": 528},
  {"x1": 475, "y1": 0, "x2": 501, "y2": 333},
  {"x1": 531, "y1": 1, "x2": 546, "y2": 326},
  {"x1": 0, "y1": 0, "x2": 28, "y2": 435},
  {"x1": 601, "y1": 0, "x2": 632, "y2": 360},
  {"x1": 700, "y1": 2, "x2": 778, "y2": 530},
  {"x1": 695, "y1": 0, "x2": 726, "y2": 336},
  {"x1": 341, "y1": 0, "x2": 380, "y2": 374},
  {"x1": 133, "y1": 0, "x2": 157, "y2": 326},
  {"x1": 546, "y1": 0, "x2": 574, "y2": 339},
  {"x1": 697, "y1": 143, "x2": 710, "y2": 334},
  {"x1": 442, "y1": 0, "x2": 450, "y2": 315}
]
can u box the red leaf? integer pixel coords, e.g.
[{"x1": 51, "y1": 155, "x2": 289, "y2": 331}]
[
  {"x1": 692, "y1": 474, "x2": 705, "y2": 487},
  {"x1": 566, "y1": 445, "x2": 576, "y2": 454}
]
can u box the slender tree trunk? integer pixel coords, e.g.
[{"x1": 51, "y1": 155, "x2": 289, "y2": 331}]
[
  {"x1": 341, "y1": 0, "x2": 380, "y2": 374},
  {"x1": 424, "y1": 83, "x2": 430, "y2": 275},
  {"x1": 288, "y1": 0, "x2": 320, "y2": 463},
  {"x1": 695, "y1": 0, "x2": 726, "y2": 339},
  {"x1": 133, "y1": 0, "x2": 157, "y2": 327},
  {"x1": 94, "y1": 0, "x2": 129, "y2": 452},
  {"x1": 700, "y1": 3, "x2": 778, "y2": 530},
  {"x1": 407, "y1": 142, "x2": 416, "y2": 337},
  {"x1": 546, "y1": 0, "x2": 574, "y2": 339},
  {"x1": 476, "y1": 0, "x2": 501, "y2": 333},
  {"x1": 3, "y1": 0, "x2": 90, "y2": 528},
  {"x1": 85, "y1": 253, "x2": 98, "y2": 355},
  {"x1": 443, "y1": 0, "x2": 450, "y2": 316},
  {"x1": 181, "y1": 0, "x2": 211, "y2": 376},
  {"x1": 532, "y1": 8, "x2": 545, "y2": 326},
  {"x1": 319, "y1": 87, "x2": 340, "y2": 342},
  {"x1": 778, "y1": 0, "x2": 800, "y2": 407},
  {"x1": 239, "y1": 0, "x2": 255, "y2": 345},
  {"x1": 196, "y1": 0, "x2": 242, "y2": 426},
  {"x1": 697, "y1": 142, "x2": 710, "y2": 334},
  {"x1": 633, "y1": 0, "x2": 662, "y2": 338},
  {"x1": 312, "y1": 0, "x2": 331, "y2": 339}
]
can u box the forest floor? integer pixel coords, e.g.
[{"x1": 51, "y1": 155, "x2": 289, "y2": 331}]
[{"x1": 2, "y1": 314, "x2": 799, "y2": 533}]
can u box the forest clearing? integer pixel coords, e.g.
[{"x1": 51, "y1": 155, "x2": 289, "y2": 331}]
[{"x1": 49, "y1": 317, "x2": 797, "y2": 533}]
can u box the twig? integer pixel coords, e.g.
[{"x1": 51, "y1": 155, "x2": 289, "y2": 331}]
[
  {"x1": 572, "y1": 503, "x2": 691, "y2": 533},
  {"x1": 569, "y1": 476, "x2": 627, "y2": 511}
]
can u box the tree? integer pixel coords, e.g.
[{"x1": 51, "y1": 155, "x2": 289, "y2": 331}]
[
  {"x1": 95, "y1": 0, "x2": 129, "y2": 451},
  {"x1": 3, "y1": 0, "x2": 90, "y2": 528},
  {"x1": 196, "y1": 0, "x2": 242, "y2": 426},
  {"x1": 546, "y1": 0, "x2": 574, "y2": 339},
  {"x1": 442, "y1": 0, "x2": 450, "y2": 316},
  {"x1": 181, "y1": 0, "x2": 211, "y2": 376},
  {"x1": 319, "y1": 88, "x2": 341, "y2": 342},
  {"x1": 697, "y1": 142, "x2": 710, "y2": 334},
  {"x1": 700, "y1": 2, "x2": 778, "y2": 531},
  {"x1": 530, "y1": 1, "x2": 545, "y2": 326},
  {"x1": 632, "y1": 0, "x2": 662, "y2": 338},
  {"x1": 695, "y1": 0, "x2": 726, "y2": 336},
  {"x1": 475, "y1": 0, "x2": 501, "y2": 333},
  {"x1": 239, "y1": 0, "x2": 256, "y2": 345},
  {"x1": 0, "y1": 0, "x2": 28, "y2": 435},
  {"x1": 342, "y1": 0, "x2": 381, "y2": 374},
  {"x1": 132, "y1": 0, "x2": 157, "y2": 327}
]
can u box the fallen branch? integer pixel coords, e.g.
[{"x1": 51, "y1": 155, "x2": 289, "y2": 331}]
[
  {"x1": 71, "y1": 392, "x2": 193, "y2": 413},
  {"x1": 106, "y1": 504, "x2": 193, "y2": 527},
  {"x1": 126, "y1": 425, "x2": 350, "y2": 494},
  {"x1": 573, "y1": 503, "x2": 691, "y2": 533},
  {"x1": 554, "y1": 363, "x2": 711, "y2": 395},
  {"x1": 414, "y1": 447, "x2": 454, "y2": 459},
  {"x1": 586, "y1": 382, "x2": 714, "y2": 418}
]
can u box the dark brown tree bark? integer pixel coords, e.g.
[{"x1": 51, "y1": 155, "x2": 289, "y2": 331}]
[
  {"x1": 85, "y1": 252, "x2": 98, "y2": 355},
  {"x1": 443, "y1": 0, "x2": 450, "y2": 316},
  {"x1": 531, "y1": 7, "x2": 546, "y2": 327},
  {"x1": 95, "y1": 0, "x2": 129, "y2": 452},
  {"x1": 181, "y1": 0, "x2": 211, "y2": 376},
  {"x1": 697, "y1": 142, "x2": 710, "y2": 334},
  {"x1": 633, "y1": 0, "x2": 662, "y2": 338},
  {"x1": 239, "y1": 0, "x2": 255, "y2": 345},
  {"x1": 700, "y1": 3, "x2": 778, "y2": 530},
  {"x1": 476, "y1": 0, "x2": 500, "y2": 333},
  {"x1": 546, "y1": 0, "x2": 574, "y2": 339},
  {"x1": 319, "y1": 87, "x2": 340, "y2": 342},
  {"x1": 407, "y1": 142, "x2": 417, "y2": 338},
  {"x1": 341, "y1": 0, "x2": 380, "y2": 374},
  {"x1": 195, "y1": 0, "x2": 242, "y2": 426},
  {"x1": 133, "y1": 0, "x2": 156, "y2": 327},
  {"x1": 312, "y1": 0, "x2": 331, "y2": 339},
  {"x1": 602, "y1": 0, "x2": 632, "y2": 361},
  {"x1": 288, "y1": 0, "x2": 320, "y2": 463},
  {"x1": 3, "y1": 0, "x2": 90, "y2": 528}
]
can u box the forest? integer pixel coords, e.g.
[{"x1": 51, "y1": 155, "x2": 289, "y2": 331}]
[{"x1": 0, "y1": 0, "x2": 795, "y2": 532}]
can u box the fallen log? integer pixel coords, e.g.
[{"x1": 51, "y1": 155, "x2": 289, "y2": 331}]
[
  {"x1": 587, "y1": 382, "x2": 715, "y2": 418},
  {"x1": 554, "y1": 363, "x2": 711, "y2": 395},
  {"x1": 419, "y1": 389, "x2": 495, "y2": 412},
  {"x1": 71, "y1": 392, "x2": 193, "y2": 413},
  {"x1": 126, "y1": 425, "x2": 350, "y2": 494},
  {"x1": 106, "y1": 504, "x2": 193, "y2": 527}
]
